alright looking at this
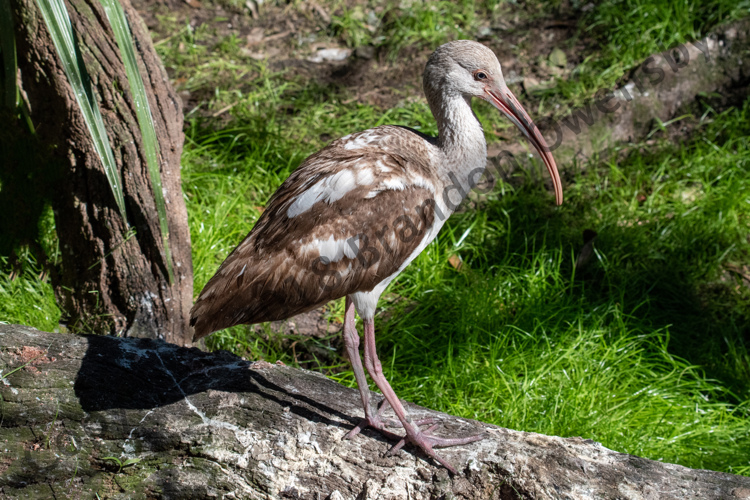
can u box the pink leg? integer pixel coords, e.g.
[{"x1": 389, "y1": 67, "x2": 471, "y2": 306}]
[
  {"x1": 342, "y1": 297, "x2": 433, "y2": 441},
  {"x1": 342, "y1": 298, "x2": 402, "y2": 440},
  {"x1": 361, "y1": 317, "x2": 485, "y2": 474}
]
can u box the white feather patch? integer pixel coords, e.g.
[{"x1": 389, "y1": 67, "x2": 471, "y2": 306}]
[
  {"x1": 287, "y1": 170, "x2": 357, "y2": 218},
  {"x1": 365, "y1": 175, "x2": 432, "y2": 199},
  {"x1": 344, "y1": 236, "x2": 360, "y2": 259},
  {"x1": 301, "y1": 235, "x2": 355, "y2": 263},
  {"x1": 357, "y1": 168, "x2": 375, "y2": 185},
  {"x1": 410, "y1": 174, "x2": 436, "y2": 193},
  {"x1": 327, "y1": 169, "x2": 357, "y2": 202},
  {"x1": 381, "y1": 177, "x2": 407, "y2": 191},
  {"x1": 375, "y1": 159, "x2": 392, "y2": 173}
]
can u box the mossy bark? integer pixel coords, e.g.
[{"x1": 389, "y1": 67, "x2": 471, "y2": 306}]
[
  {"x1": 4, "y1": 0, "x2": 192, "y2": 344},
  {"x1": 2, "y1": 325, "x2": 749, "y2": 499}
]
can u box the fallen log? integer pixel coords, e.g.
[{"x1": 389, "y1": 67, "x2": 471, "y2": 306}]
[{"x1": 1, "y1": 324, "x2": 749, "y2": 499}]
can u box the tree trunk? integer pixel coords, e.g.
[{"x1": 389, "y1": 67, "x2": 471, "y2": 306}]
[
  {"x1": 5, "y1": 0, "x2": 192, "y2": 344},
  {"x1": 2, "y1": 325, "x2": 749, "y2": 499}
]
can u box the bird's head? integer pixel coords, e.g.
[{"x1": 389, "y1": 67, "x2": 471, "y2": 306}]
[{"x1": 424, "y1": 40, "x2": 563, "y2": 205}]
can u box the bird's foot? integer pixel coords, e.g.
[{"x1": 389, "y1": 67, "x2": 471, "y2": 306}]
[
  {"x1": 344, "y1": 399, "x2": 436, "y2": 440},
  {"x1": 387, "y1": 424, "x2": 487, "y2": 474},
  {"x1": 344, "y1": 415, "x2": 437, "y2": 441},
  {"x1": 344, "y1": 403, "x2": 485, "y2": 473}
]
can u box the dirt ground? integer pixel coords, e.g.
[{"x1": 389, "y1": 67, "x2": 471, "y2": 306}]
[{"x1": 131, "y1": 0, "x2": 588, "y2": 113}]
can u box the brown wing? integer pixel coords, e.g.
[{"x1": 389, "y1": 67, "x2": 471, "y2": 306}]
[{"x1": 190, "y1": 126, "x2": 440, "y2": 340}]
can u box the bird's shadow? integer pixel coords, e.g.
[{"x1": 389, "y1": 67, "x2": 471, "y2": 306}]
[{"x1": 73, "y1": 334, "x2": 363, "y2": 432}]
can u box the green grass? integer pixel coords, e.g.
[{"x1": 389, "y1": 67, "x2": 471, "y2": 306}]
[
  {"x1": 0, "y1": 196, "x2": 61, "y2": 331},
  {"x1": 330, "y1": 0, "x2": 488, "y2": 58},
  {"x1": 0, "y1": 254, "x2": 61, "y2": 332},
  {"x1": 2, "y1": 0, "x2": 749, "y2": 479}
]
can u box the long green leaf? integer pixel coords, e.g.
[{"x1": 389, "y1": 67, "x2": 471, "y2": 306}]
[
  {"x1": 100, "y1": 0, "x2": 174, "y2": 282},
  {"x1": 0, "y1": 0, "x2": 17, "y2": 108},
  {"x1": 35, "y1": 0, "x2": 128, "y2": 221}
]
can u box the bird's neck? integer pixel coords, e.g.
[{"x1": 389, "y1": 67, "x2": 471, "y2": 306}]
[{"x1": 431, "y1": 93, "x2": 488, "y2": 182}]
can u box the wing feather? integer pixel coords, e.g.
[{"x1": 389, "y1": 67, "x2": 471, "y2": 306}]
[{"x1": 190, "y1": 126, "x2": 440, "y2": 340}]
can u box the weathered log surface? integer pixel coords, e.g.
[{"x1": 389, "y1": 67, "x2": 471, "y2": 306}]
[
  {"x1": 8, "y1": 0, "x2": 193, "y2": 344},
  {"x1": 1, "y1": 325, "x2": 749, "y2": 500}
]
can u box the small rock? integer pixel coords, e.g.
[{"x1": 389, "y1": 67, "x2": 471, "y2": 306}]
[
  {"x1": 505, "y1": 70, "x2": 523, "y2": 85},
  {"x1": 308, "y1": 48, "x2": 352, "y2": 63},
  {"x1": 523, "y1": 75, "x2": 540, "y2": 89},
  {"x1": 448, "y1": 255, "x2": 463, "y2": 271},
  {"x1": 477, "y1": 26, "x2": 493, "y2": 38},
  {"x1": 417, "y1": 467, "x2": 432, "y2": 481},
  {"x1": 679, "y1": 186, "x2": 702, "y2": 203},
  {"x1": 245, "y1": 27, "x2": 264, "y2": 46},
  {"x1": 365, "y1": 10, "x2": 380, "y2": 31},
  {"x1": 549, "y1": 47, "x2": 568, "y2": 68},
  {"x1": 240, "y1": 47, "x2": 281, "y2": 60},
  {"x1": 178, "y1": 91, "x2": 191, "y2": 108}
]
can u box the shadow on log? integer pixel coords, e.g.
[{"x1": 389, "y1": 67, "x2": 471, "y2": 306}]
[{"x1": 1, "y1": 324, "x2": 750, "y2": 499}]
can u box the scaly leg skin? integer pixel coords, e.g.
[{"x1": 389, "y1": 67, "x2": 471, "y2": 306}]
[
  {"x1": 360, "y1": 317, "x2": 486, "y2": 474},
  {"x1": 341, "y1": 297, "x2": 399, "y2": 440},
  {"x1": 342, "y1": 297, "x2": 434, "y2": 441}
]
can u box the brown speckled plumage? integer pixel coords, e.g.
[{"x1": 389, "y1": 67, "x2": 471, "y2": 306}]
[{"x1": 190, "y1": 126, "x2": 439, "y2": 339}]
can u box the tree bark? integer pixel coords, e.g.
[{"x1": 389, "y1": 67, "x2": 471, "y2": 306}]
[
  {"x1": 2, "y1": 325, "x2": 749, "y2": 499},
  {"x1": 5, "y1": 0, "x2": 192, "y2": 344}
]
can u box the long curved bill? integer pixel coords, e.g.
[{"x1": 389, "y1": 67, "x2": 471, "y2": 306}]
[{"x1": 485, "y1": 86, "x2": 563, "y2": 205}]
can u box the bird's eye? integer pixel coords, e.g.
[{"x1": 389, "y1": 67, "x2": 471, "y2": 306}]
[{"x1": 474, "y1": 71, "x2": 488, "y2": 81}]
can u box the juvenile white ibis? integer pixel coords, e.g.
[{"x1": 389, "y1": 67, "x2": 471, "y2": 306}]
[{"x1": 190, "y1": 40, "x2": 563, "y2": 473}]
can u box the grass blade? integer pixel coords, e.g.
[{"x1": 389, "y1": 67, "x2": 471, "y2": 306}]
[
  {"x1": 100, "y1": 0, "x2": 174, "y2": 282},
  {"x1": 0, "y1": 0, "x2": 18, "y2": 108},
  {"x1": 34, "y1": 0, "x2": 128, "y2": 222}
]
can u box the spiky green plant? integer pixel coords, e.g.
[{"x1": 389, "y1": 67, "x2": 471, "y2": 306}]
[
  {"x1": 100, "y1": 0, "x2": 174, "y2": 281},
  {"x1": 34, "y1": 0, "x2": 127, "y2": 221}
]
